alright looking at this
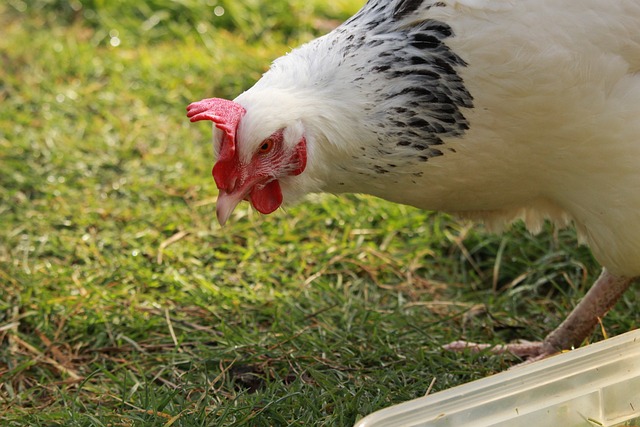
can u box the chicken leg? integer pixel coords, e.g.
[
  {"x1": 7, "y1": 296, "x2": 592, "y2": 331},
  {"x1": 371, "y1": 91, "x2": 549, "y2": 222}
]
[{"x1": 445, "y1": 268, "x2": 635, "y2": 361}]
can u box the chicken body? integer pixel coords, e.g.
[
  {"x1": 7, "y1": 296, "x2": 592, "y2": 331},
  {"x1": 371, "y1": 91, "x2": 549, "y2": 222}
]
[{"x1": 188, "y1": 0, "x2": 640, "y2": 358}]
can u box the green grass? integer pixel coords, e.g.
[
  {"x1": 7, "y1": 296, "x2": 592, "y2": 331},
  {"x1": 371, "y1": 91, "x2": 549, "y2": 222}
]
[{"x1": 1, "y1": 1, "x2": 638, "y2": 426}]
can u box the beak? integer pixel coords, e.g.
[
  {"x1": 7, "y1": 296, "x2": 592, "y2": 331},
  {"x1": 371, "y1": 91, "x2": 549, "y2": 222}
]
[{"x1": 216, "y1": 190, "x2": 245, "y2": 226}]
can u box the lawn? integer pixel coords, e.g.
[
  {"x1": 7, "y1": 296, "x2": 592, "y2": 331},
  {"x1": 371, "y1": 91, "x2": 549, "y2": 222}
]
[{"x1": 1, "y1": 1, "x2": 638, "y2": 426}]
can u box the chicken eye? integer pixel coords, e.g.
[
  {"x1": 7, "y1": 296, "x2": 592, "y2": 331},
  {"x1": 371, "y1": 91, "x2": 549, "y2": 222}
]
[
  {"x1": 258, "y1": 129, "x2": 284, "y2": 155},
  {"x1": 259, "y1": 139, "x2": 274, "y2": 154}
]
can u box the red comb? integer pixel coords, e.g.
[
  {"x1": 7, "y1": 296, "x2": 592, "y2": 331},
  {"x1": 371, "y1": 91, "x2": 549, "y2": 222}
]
[{"x1": 186, "y1": 98, "x2": 246, "y2": 162}]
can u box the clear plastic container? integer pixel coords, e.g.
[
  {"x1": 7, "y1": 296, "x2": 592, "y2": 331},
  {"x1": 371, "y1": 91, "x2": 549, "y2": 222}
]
[{"x1": 355, "y1": 329, "x2": 640, "y2": 427}]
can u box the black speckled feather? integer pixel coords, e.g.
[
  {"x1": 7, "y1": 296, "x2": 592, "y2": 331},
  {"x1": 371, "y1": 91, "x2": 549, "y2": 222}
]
[
  {"x1": 393, "y1": 0, "x2": 427, "y2": 19},
  {"x1": 332, "y1": 0, "x2": 473, "y2": 174}
]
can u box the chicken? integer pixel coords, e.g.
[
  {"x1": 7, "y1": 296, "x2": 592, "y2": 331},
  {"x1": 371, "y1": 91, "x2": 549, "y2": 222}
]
[{"x1": 187, "y1": 0, "x2": 640, "y2": 360}]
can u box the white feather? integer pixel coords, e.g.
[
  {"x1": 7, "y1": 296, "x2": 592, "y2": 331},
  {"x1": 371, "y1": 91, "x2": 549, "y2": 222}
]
[{"x1": 234, "y1": 0, "x2": 640, "y2": 276}]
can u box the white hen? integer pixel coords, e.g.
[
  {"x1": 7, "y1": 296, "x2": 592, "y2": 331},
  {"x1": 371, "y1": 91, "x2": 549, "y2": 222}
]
[{"x1": 188, "y1": 0, "x2": 640, "y2": 360}]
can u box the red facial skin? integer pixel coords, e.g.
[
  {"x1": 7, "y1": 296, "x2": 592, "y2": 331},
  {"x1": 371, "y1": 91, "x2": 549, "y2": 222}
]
[
  {"x1": 187, "y1": 98, "x2": 306, "y2": 224},
  {"x1": 213, "y1": 129, "x2": 307, "y2": 224}
]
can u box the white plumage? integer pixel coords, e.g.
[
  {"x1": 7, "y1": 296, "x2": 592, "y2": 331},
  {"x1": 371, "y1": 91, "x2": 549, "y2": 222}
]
[{"x1": 188, "y1": 0, "x2": 640, "y2": 360}]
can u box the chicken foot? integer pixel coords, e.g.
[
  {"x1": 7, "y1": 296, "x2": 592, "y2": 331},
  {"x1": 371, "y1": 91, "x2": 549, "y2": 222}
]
[{"x1": 444, "y1": 268, "x2": 635, "y2": 362}]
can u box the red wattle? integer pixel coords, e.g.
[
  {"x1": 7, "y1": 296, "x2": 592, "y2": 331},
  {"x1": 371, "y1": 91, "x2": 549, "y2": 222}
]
[{"x1": 250, "y1": 180, "x2": 283, "y2": 214}]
